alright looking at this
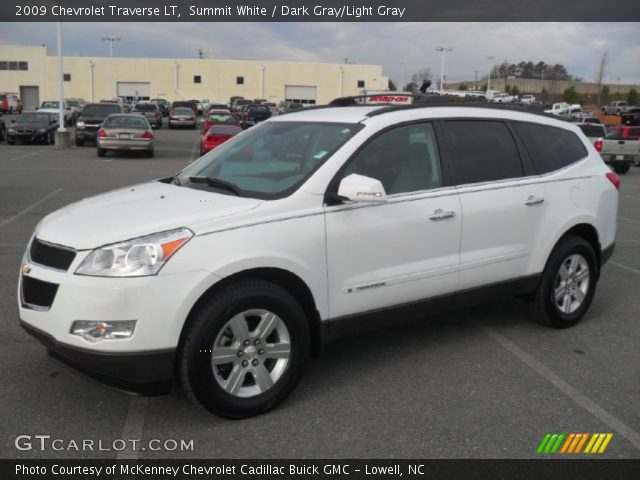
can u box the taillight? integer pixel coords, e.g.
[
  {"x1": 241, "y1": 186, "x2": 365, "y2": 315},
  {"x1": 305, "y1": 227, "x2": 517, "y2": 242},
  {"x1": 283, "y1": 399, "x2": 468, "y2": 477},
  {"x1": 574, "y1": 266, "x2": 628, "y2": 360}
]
[
  {"x1": 142, "y1": 130, "x2": 153, "y2": 139},
  {"x1": 594, "y1": 138, "x2": 603, "y2": 152},
  {"x1": 606, "y1": 172, "x2": 620, "y2": 190},
  {"x1": 98, "y1": 129, "x2": 107, "y2": 138}
]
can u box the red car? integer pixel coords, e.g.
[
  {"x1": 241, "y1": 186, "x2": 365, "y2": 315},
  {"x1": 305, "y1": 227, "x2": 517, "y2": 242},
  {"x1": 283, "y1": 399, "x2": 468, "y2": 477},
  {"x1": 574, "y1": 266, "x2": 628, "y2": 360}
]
[
  {"x1": 201, "y1": 110, "x2": 237, "y2": 134},
  {"x1": 200, "y1": 124, "x2": 242, "y2": 155},
  {"x1": 606, "y1": 125, "x2": 640, "y2": 140}
]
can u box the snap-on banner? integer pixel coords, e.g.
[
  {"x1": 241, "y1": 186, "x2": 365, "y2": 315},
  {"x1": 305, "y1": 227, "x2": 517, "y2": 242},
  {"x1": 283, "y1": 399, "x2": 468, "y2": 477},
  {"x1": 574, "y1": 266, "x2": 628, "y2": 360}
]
[{"x1": 2, "y1": 0, "x2": 640, "y2": 22}]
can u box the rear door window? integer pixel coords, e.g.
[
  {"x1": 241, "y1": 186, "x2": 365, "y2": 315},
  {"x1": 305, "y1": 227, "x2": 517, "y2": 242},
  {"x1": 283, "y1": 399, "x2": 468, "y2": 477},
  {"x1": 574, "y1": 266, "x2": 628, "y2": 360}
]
[
  {"x1": 512, "y1": 122, "x2": 587, "y2": 174},
  {"x1": 443, "y1": 120, "x2": 524, "y2": 185}
]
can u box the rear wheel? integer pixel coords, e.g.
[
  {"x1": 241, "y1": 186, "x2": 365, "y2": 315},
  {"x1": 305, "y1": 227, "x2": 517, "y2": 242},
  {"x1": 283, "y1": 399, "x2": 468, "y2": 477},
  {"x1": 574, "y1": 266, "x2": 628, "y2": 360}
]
[
  {"x1": 179, "y1": 280, "x2": 310, "y2": 418},
  {"x1": 531, "y1": 235, "x2": 597, "y2": 328},
  {"x1": 146, "y1": 149, "x2": 154, "y2": 158},
  {"x1": 97, "y1": 148, "x2": 106, "y2": 157},
  {"x1": 613, "y1": 163, "x2": 631, "y2": 174}
]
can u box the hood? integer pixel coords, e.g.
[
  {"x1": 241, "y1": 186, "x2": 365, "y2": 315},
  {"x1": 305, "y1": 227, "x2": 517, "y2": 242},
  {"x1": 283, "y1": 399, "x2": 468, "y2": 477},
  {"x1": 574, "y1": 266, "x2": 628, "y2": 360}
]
[
  {"x1": 12, "y1": 121, "x2": 50, "y2": 129},
  {"x1": 36, "y1": 181, "x2": 263, "y2": 250}
]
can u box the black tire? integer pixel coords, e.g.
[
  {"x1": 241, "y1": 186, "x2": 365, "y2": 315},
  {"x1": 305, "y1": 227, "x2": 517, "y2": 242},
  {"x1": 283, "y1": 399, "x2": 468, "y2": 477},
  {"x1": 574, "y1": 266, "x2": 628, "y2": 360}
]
[
  {"x1": 146, "y1": 149, "x2": 154, "y2": 158},
  {"x1": 531, "y1": 235, "x2": 598, "y2": 329},
  {"x1": 75, "y1": 138, "x2": 85, "y2": 147},
  {"x1": 613, "y1": 163, "x2": 631, "y2": 174},
  {"x1": 0, "y1": 125, "x2": 5, "y2": 141},
  {"x1": 7, "y1": 139, "x2": 15, "y2": 145},
  {"x1": 45, "y1": 132, "x2": 53, "y2": 145},
  {"x1": 97, "y1": 148, "x2": 106, "y2": 157},
  {"x1": 179, "y1": 279, "x2": 310, "y2": 419}
]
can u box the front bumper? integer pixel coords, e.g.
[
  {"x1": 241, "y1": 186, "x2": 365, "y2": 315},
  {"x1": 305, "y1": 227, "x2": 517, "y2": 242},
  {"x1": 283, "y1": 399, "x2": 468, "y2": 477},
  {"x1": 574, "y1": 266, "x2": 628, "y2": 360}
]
[
  {"x1": 8, "y1": 131, "x2": 47, "y2": 142},
  {"x1": 21, "y1": 321, "x2": 174, "y2": 394}
]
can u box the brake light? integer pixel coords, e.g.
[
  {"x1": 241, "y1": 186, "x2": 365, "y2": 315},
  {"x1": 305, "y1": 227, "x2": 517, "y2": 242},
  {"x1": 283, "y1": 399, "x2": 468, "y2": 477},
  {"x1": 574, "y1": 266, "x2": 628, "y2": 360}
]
[
  {"x1": 98, "y1": 129, "x2": 107, "y2": 138},
  {"x1": 142, "y1": 130, "x2": 153, "y2": 139},
  {"x1": 606, "y1": 172, "x2": 620, "y2": 190},
  {"x1": 594, "y1": 139, "x2": 603, "y2": 152},
  {"x1": 206, "y1": 134, "x2": 227, "y2": 142}
]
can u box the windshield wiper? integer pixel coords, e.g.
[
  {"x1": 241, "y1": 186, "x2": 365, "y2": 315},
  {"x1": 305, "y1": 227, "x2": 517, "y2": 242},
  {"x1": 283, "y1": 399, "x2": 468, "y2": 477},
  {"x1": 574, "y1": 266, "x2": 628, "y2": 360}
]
[{"x1": 188, "y1": 176, "x2": 243, "y2": 196}]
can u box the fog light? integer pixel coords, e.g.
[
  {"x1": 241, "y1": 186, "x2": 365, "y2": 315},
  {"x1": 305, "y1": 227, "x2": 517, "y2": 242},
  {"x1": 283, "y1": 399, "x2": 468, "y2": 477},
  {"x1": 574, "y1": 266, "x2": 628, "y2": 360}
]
[{"x1": 70, "y1": 320, "x2": 136, "y2": 342}]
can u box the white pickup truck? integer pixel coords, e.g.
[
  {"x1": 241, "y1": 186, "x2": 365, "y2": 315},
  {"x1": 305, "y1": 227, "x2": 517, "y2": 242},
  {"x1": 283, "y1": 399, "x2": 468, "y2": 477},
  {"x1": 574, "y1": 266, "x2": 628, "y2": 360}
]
[
  {"x1": 37, "y1": 100, "x2": 75, "y2": 127},
  {"x1": 599, "y1": 132, "x2": 639, "y2": 174},
  {"x1": 601, "y1": 101, "x2": 633, "y2": 116},
  {"x1": 544, "y1": 102, "x2": 582, "y2": 116}
]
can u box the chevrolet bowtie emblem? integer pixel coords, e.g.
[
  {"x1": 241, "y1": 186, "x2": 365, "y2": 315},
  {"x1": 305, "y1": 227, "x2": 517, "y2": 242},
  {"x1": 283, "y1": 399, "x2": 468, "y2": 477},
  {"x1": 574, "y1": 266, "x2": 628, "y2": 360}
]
[{"x1": 21, "y1": 264, "x2": 31, "y2": 275}]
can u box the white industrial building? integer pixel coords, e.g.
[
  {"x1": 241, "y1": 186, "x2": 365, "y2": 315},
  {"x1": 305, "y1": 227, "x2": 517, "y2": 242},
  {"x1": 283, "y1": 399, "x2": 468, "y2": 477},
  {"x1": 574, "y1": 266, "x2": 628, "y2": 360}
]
[{"x1": 0, "y1": 44, "x2": 389, "y2": 109}]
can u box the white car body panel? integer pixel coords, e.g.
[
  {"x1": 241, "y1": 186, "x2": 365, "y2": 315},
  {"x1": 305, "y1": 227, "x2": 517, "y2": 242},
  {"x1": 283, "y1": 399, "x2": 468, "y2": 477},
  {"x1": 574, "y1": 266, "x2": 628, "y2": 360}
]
[{"x1": 19, "y1": 104, "x2": 618, "y2": 358}]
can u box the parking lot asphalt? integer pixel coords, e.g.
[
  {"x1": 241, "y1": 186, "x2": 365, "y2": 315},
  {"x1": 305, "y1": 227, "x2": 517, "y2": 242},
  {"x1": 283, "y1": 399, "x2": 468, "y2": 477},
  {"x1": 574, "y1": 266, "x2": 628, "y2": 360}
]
[{"x1": 0, "y1": 116, "x2": 639, "y2": 459}]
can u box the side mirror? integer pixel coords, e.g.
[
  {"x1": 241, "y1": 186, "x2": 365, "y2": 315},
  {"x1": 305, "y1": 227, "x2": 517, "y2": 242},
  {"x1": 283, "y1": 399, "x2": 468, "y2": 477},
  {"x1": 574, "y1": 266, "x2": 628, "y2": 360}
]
[{"x1": 337, "y1": 174, "x2": 387, "y2": 203}]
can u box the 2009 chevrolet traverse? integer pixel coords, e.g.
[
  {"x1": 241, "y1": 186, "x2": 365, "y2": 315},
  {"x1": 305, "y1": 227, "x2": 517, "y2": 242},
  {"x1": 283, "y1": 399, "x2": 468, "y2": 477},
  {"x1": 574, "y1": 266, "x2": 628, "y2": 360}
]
[{"x1": 19, "y1": 98, "x2": 618, "y2": 418}]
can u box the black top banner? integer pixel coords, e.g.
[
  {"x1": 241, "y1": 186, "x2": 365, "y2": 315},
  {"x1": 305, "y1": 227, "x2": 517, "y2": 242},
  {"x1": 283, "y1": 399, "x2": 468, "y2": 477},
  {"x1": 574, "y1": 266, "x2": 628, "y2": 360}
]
[{"x1": 2, "y1": 0, "x2": 640, "y2": 22}]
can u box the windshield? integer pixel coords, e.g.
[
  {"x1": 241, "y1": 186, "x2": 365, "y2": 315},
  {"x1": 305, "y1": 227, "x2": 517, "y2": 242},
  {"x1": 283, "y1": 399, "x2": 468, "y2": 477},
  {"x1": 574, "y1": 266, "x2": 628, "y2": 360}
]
[
  {"x1": 82, "y1": 104, "x2": 120, "y2": 116},
  {"x1": 134, "y1": 104, "x2": 157, "y2": 111},
  {"x1": 207, "y1": 113, "x2": 235, "y2": 123},
  {"x1": 41, "y1": 101, "x2": 59, "y2": 108},
  {"x1": 179, "y1": 121, "x2": 362, "y2": 199},
  {"x1": 579, "y1": 125, "x2": 606, "y2": 137},
  {"x1": 172, "y1": 108, "x2": 193, "y2": 115},
  {"x1": 18, "y1": 113, "x2": 51, "y2": 123}
]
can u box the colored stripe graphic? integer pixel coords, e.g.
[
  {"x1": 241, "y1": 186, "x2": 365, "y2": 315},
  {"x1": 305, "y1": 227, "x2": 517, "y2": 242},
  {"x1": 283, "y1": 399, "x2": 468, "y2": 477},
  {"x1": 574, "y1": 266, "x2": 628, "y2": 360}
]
[{"x1": 539, "y1": 433, "x2": 613, "y2": 454}]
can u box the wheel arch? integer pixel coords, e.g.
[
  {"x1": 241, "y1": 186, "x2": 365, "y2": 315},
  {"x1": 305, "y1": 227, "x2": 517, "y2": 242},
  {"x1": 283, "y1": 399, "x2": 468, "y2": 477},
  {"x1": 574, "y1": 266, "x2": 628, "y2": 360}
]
[
  {"x1": 178, "y1": 267, "x2": 324, "y2": 360},
  {"x1": 552, "y1": 222, "x2": 602, "y2": 278}
]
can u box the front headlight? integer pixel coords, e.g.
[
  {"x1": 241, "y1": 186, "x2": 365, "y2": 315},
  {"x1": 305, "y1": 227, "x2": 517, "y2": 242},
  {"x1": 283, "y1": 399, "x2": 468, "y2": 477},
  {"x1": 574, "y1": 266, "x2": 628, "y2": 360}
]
[
  {"x1": 76, "y1": 120, "x2": 85, "y2": 128},
  {"x1": 75, "y1": 228, "x2": 193, "y2": 277},
  {"x1": 37, "y1": 128, "x2": 47, "y2": 133},
  {"x1": 8, "y1": 128, "x2": 15, "y2": 133}
]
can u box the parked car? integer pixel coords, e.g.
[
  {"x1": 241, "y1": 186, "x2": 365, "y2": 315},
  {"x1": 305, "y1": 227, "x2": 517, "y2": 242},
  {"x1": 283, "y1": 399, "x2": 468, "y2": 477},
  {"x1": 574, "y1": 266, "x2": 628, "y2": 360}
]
[
  {"x1": 199, "y1": 124, "x2": 243, "y2": 155},
  {"x1": 65, "y1": 99, "x2": 84, "y2": 122},
  {"x1": 228, "y1": 96, "x2": 244, "y2": 108},
  {"x1": 520, "y1": 95, "x2": 536, "y2": 104},
  {"x1": 19, "y1": 100, "x2": 618, "y2": 418},
  {"x1": 544, "y1": 102, "x2": 581, "y2": 116},
  {"x1": 488, "y1": 93, "x2": 516, "y2": 103},
  {"x1": 96, "y1": 114, "x2": 154, "y2": 157},
  {"x1": 621, "y1": 107, "x2": 640, "y2": 126},
  {"x1": 576, "y1": 123, "x2": 607, "y2": 148},
  {"x1": 264, "y1": 102, "x2": 277, "y2": 114},
  {"x1": 601, "y1": 101, "x2": 633, "y2": 115},
  {"x1": 171, "y1": 101, "x2": 198, "y2": 116},
  {"x1": 38, "y1": 100, "x2": 74, "y2": 126},
  {"x1": 201, "y1": 110, "x2": 238, "y2": 134},
  {"x1": 238, "y1": 103, "x2": 271, "y2": 129},
  {"x1": 205, "y1": 103, "x2": 229, "y2": 114},
  {"x1": 231, "y1": 98, "x2": 252, "y2": 113},
  {"x1": 132, "y1": 102, "x2": 162, "y2": 129},
  {"x1": 0, "y1": 93, "x2": 22, "y2": 113},
  {"x1": 276, "y1": 101, "x2": 304, "y2": 115},
  {"x1": 75, "y1": 103, "x2": 123, "y2": 146},
  {"x1": 6, "y1": 112, "x2": 58, "y2": 145},
  {"x1": 606, "y1": 125, "x2": 640, "y2": 141},
  {"x1": 150, "y1": 99, "x2": 170, "y2": 116},
  {"x1": 168, "y1": 107, "x2": 197, "y2": 129},
  {"x1": 597, "y1": 129, "x2": 639, "y2": 174}
]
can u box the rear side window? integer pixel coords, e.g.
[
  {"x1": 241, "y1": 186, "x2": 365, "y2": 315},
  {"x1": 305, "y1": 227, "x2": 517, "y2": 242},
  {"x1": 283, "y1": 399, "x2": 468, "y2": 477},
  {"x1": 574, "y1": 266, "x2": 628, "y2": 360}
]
[
  {"x1": 444, "y1": 120, "x2": 523, "y2": 185},
  {"x1": 577, "y1": 124, "x2": 606, "y2": 138},
  {"x1": 513, "y1": 123, "x2": 587, "y2": 174}
]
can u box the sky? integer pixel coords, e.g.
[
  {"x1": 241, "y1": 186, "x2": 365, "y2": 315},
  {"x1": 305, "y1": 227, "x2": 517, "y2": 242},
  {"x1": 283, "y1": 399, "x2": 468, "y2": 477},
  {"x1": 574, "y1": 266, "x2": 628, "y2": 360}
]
[{"x1": 1, "y1": 22, "x2": 639, "y2": 85}]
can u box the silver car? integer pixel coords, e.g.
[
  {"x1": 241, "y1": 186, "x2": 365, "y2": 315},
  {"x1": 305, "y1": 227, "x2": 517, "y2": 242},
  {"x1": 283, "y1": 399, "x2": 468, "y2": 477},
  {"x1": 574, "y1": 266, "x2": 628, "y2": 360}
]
[
  {"x1": 97, "y1": 114, "x2": 155, "y2": 158},
  {"x1": 168, "y1": 107, "x2": 196, "y2": 129}
]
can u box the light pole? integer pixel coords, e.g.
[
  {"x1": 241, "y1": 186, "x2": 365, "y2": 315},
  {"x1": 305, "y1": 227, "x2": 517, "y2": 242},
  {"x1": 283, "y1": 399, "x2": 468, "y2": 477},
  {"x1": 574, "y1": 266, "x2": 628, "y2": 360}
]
[
  {"x1": 89, "y1": 60, "x2": 95, "y2": 102},
  {"x1": 259, "y1": 64, "x2": 265, "y2": 99},
  {"x1": 101, "y1": 36, "x2": 120, "y2": 99},
  {"x1": 54, "y1": 22, "x2": 70, "y2": 148},
  {"x1": 435, "y1": 46, "x2": 452, "y2": 91},
  {"x1": 486, "y1": 56, "x2": 495, "y2": 94}
]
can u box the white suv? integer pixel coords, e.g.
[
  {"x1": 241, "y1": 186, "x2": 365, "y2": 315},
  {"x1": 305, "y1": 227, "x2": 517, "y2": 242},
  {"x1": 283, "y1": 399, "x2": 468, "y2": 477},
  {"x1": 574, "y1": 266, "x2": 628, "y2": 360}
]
[{"x1": 19, "y1": 102, "x2": 619, "y2": 418}]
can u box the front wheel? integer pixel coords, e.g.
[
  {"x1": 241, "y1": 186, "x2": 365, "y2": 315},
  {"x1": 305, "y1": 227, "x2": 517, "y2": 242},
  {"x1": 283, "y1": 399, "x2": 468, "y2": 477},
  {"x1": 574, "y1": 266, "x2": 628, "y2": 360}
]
[
  {"x1": 613, "y1": 163, "x2": 631, "y2": 174},
  {"x1": 531, "y1": 236, "x2": 598, "y2": 328},
  {"x1": 179, "y1": 280, "x2": 310, "y2": 418}
]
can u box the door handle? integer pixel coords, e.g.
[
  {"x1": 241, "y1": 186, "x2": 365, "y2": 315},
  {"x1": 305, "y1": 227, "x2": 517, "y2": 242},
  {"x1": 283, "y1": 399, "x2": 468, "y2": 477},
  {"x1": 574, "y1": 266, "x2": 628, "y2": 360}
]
[
  {"x1": 525, "y1": 195, "x2": 545, "y2": 206},
  {"x1": 429, "y1": 209, "x2": 456, "y2": 220}
]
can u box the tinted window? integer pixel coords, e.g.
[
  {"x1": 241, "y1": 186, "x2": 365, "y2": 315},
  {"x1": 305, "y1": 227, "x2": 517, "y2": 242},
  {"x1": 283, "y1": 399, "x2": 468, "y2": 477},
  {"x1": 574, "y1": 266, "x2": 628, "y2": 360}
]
[
  {"x1": 513, "y1": 122, "x2": 587, "y2": 174},
  {"x1": 577, "y1": 124, "x2": 606, "y2": 138},
  {"x1": 445, "y1": 121, "x2": 523, "y2": 184},
  {"x1": 208, "y1": 125, "x2": 242, "y2": 136},
  {"x1": 82, "y1": 105, "x2": 120, "y2": 116},
  {"x1": 134, "y1": 104, "x2": 157, "y2": 111},
  {"x1": 104, "y1": 116, "x2": 148, "y2": 129},
  {"x1": 344, "y1": 123, "x2": 443, "y2": 195}
]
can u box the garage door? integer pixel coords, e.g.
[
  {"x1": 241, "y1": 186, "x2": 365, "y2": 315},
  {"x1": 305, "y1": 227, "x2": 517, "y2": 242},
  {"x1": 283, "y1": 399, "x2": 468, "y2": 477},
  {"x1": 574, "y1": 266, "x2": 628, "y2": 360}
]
[
  {"x1": 284, "y1": 86, "x2": 317, "y2": 105},
  {"x1": 117, "y1": 82, "x2": 150, "y2": 101},
  {"x1": 19, "y1": 86, "x2": 39, "y2": 111}
]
